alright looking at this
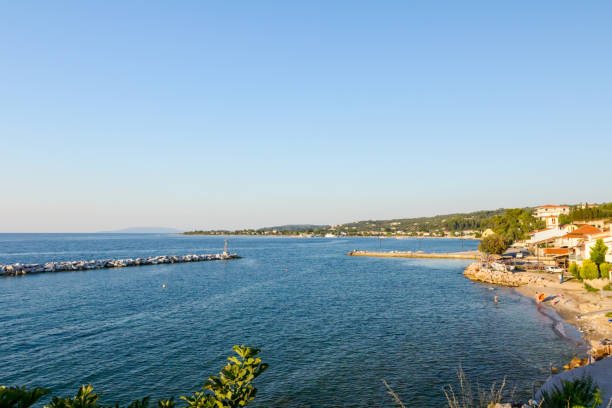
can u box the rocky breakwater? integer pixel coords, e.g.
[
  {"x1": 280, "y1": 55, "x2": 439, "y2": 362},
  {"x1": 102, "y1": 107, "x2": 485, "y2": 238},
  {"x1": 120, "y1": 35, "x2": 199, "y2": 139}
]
[
  {"x1": 0, "y1": 253, "x2": 241, "y2": 277},
  {"x1": 463, "y1": 262, "x2": 546, "y2": 287}
]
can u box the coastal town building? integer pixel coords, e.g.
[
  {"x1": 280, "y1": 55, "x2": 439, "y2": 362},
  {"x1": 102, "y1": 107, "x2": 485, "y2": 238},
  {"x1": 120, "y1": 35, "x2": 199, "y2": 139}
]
[
  {"x1": 562, "y1": 224, "x2": 579, "y2": 233},
  {"x1": 534, "y1": 205, "x2": 570, "y2": 218},
  {"x1": 556, "y1": 225, "x2": 602, "y2": 249},
  {"x1": 534, "y1": 205, "x2": 570, "y2": 228},
  {"x1": 573, "y1": 218, "x2": 610, "y2": 230},
  {"x1": 527, "y1": 227, "x2": 566, "y2": 246}
]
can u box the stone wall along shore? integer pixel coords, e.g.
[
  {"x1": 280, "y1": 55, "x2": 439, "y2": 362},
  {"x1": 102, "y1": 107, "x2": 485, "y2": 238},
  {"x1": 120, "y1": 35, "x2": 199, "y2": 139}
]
[
  {"x1": 0, "y1": 253, "x2": 241, "y2": 277},
  {"x1": 463, "y1": 262, "x2": 546, "y2": 287}
]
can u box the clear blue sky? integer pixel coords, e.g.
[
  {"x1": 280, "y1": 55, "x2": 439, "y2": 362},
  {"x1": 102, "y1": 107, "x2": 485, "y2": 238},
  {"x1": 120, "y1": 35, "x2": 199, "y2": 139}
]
[{"x1": 1, "y1": 1, "x2": 611, "y2": 232}]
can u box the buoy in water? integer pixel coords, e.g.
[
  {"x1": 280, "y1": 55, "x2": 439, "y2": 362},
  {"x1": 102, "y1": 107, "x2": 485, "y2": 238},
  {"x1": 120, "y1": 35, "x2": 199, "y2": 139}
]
[{"x1": 162, "y1": 284, "x2": 166, "y2": 288}]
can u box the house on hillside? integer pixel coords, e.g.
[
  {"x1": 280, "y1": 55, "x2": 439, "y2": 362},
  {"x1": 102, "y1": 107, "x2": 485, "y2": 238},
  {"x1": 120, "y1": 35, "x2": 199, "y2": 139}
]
[
  {"x1": 573, "y1": 218, "x2": 610, "y2": 230},
  {"x1": 556, "y1": 225, "x2": 602, "y2": 250},
  {"x1": 534, "y1": 205, "x2": 570, "y2": 229}
]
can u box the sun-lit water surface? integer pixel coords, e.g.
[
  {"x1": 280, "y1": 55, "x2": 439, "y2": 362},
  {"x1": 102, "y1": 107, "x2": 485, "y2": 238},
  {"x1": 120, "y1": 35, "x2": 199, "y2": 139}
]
[{"x1": 0, "y1": 234, "x2": 581, "y2": 406}]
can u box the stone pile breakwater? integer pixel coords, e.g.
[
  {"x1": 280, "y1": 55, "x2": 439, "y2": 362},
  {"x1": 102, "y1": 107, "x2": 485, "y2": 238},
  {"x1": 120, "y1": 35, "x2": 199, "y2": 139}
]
[
  {"x1": 463, "y1": 262, "x2": 546, "y2": 287},
  {"x1": 0, "y1": 253, "x2": 241, "y2": 277}
]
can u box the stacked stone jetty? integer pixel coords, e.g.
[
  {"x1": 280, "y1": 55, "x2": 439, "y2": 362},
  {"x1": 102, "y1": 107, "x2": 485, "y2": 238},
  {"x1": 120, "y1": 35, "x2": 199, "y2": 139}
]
[
  {"x1": 0, "y1": 252, "x2": 241, "y2": 277},
  {"x1": 463, "y1": 262, "x2": 545, "y2": 287}
]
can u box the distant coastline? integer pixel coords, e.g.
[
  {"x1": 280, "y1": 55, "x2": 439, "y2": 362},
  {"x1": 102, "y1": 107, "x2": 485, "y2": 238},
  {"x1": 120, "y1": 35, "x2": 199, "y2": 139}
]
[{"x1": 98, "y1": 227, "x2": 183, "y2": 234}]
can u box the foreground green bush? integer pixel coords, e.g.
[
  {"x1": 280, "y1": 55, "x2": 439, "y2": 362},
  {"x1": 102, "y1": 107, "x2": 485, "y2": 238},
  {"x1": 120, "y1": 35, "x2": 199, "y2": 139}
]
[
  {"x1": 0, "y1": 345, "x2": 267, "y2": 408},
  {"x1": 538, "y1": 376, "x2": 602, "y2": 408},
  {"x1": 569, "y1": 262, "x2": 581, "y2": 280},
  {"x1": 600, "y1": 262, "x2": 610, "y2": 279},
  {"x1": 580, "y1": 260, "x2": 599, "y2": 280}
]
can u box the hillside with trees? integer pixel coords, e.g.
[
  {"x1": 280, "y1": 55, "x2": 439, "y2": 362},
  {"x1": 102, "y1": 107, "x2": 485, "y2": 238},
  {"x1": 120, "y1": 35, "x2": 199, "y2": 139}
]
[
  {"x1": 186, "y1": 203, "x2": 612, "y2": 239},
  {"x1": 559, "y1": 203, "x2": 612, "y2": 224},
  {"x1": 184, "y1": 208, "x2": 537, "y2": 237}
]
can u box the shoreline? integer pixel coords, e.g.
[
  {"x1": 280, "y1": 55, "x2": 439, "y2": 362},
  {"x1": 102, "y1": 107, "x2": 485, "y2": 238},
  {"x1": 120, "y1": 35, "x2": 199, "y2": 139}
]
[
  {"x1": 464, "y1": 262, "x2": 612, "y2": 354},
  {"x1": 182, "y1": 233, "x2": 481, "y2": 240},
  {"x1": 347, "y1": 250, "x2": 481, "y2": 259}
]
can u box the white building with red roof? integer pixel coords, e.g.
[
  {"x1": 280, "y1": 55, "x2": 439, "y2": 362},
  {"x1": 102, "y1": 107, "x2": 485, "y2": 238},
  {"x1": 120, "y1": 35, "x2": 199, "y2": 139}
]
[{"x1": 534, "y1": 205, "x2": 570, "y2": 228}]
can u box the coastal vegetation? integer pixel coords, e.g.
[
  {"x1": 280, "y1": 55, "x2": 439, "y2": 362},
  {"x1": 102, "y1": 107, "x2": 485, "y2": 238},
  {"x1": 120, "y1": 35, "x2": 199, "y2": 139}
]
[
  {"x1": 569, "y1": 260, "x2": 606, "y2": 281},
  {"x1": 559, "y1": 203, "x2": 612, "y2": 225},
  {"x1": 537, "y1": 376, "x2": 602, "y2": 408},
  {"x1": 590, "y1": 239, "x2": 609, "y2": 277},
  {"x1": 581, "y1": 260, "x2": 600, "y2": 280},
  {"x1": 601, "y1": 263, "x2": 611, "y2": 280},
  {"x1": 478, "y1": 233, "x2": 509, "y2": 255},
  {"x1": 584, "y1": 282, "x2": 600, "y2": 292},
  {"x1": 474, "y1": 208, "x2": 543, "y2": 253},
  {"x1": 484, "y1": 208, "x2": 543, "y2": 243},
  {"x1": 0, "y1": 346, "x2": 266, "y2": 408},
  {"x1": 184, "y1": 208, "x2": 534, "y2": 237},
  {"x1": 442, "y1": 366, "x2": 508, "y2": 408},
  {"x1": 3, "y1": 344, "x2": 609, "y2": 407},
  {"x1": 186, "y1": 203, "x2": 611, "y2": 239},
  {"x1": 569, "y1": 262, "x2": 581, "y2": 280}
]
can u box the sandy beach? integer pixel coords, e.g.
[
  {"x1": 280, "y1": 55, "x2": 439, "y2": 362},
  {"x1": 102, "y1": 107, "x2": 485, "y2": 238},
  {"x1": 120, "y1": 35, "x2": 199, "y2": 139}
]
[
  {"x1": 514, "y1": 274, "x2": 612, "y2": 348},
  {"x1": 464, "y1": 262, "x2": 612, "y2": 352}
]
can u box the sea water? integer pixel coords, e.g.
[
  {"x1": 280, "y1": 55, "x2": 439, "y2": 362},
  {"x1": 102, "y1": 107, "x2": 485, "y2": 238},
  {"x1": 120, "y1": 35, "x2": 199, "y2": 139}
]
[{"x1": 0, "y1": 234, "x2": 581, "y2": 406}]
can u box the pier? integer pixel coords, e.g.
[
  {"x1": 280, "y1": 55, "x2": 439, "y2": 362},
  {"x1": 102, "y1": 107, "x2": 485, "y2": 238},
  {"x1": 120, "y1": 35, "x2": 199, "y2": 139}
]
[
  {"x1": 347, "y1": 250, "x2": 481, "y2": 260},
  {"x1": 0, "y1": 252, "x2": 241, "y2": 277}
]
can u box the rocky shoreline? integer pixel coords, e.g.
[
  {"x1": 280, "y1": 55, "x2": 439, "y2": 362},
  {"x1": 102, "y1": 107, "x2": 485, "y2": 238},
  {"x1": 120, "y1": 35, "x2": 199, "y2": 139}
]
[
  {"x1": 0, "y1": 253, "x2": 241, "y2": 277},
  {"x1": 463, "y1": 262, "x2": 547, "y2": 287}
]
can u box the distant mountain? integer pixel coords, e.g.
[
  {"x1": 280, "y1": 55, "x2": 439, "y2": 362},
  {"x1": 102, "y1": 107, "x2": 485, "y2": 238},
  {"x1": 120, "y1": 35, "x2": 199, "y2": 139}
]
[{"x1": 97, "y1": 227, "x2": 183, "y2": 234}]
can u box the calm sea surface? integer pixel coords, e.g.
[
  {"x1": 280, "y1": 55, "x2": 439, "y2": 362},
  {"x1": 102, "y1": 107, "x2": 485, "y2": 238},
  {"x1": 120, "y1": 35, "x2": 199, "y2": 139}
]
[{"x1": 0, "y1": 234, "x2": 581, "y2": 406}]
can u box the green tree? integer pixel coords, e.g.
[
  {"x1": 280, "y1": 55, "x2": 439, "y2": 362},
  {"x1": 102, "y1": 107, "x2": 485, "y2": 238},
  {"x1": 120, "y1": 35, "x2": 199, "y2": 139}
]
[
  {"x1": 590, "y1": 239, "x2": 608, "y2": 274},
  {"x1": 478, "y1": 233, "x2": 508, "y2": 255}
]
